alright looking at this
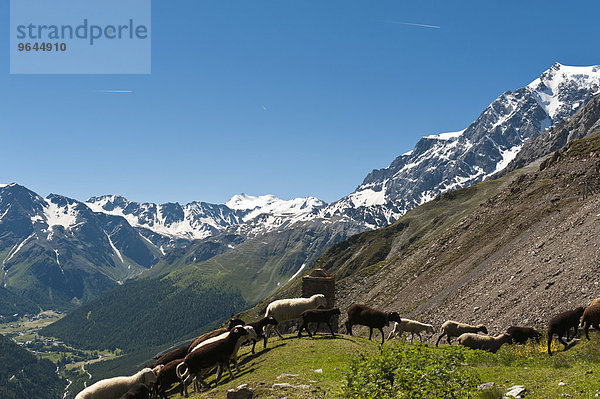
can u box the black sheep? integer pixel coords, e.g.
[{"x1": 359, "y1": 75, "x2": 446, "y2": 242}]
[
  {"x1": 547, "y1": 307, "x2": 585, "y2": 355},
  {"x1": 298, "y1": 308, "x2": 341, "y2": 338},
  {"x1": 506, "y1": 326, "x2": 542, "y2": 344},
  {"x1": 345, "y1": 304, "x2": 402, "y2": 344}
]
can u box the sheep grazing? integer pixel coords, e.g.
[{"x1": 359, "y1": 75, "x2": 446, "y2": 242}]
[
  {"x1": 117, "y1": 383, "x2": 151, "y2": 399},
  {"x1": 244, "y1": 315, "x2": 278, "y2": 353},
  {"x1": 74, "y1": 368, "x2": 158, "y2": 399},
  {"x1": 435, "y1": 321, "x2": 488, "y2": 347},
  {"x1": 154, "y1": 359, "x2": 184, "y2": 399},
  {"x1": 345, "y1": 303, "x2": 402, "y2": 344},
  {"x1": 297, "y1": 308, "x2": 341, "y2": 338},
  {"x1": 582, "y1": 299, "x2": 600, "y2": 340},
  {"x1": 506, "y1": 326, "x2": 542, "y2": 344},
  {"x1": 457, "y1": 333, "x2": 512, "y2": 353},
  {"x1": 387, "y1": 319, "x2": 435, "y2": 343},
  {"x1": 149, "y1": 345, "x2": 188, "y2": 368},
  {"x1": 187, "y1": 318, "x2": 245, "y2": 353},
  {"x1": 264, "y1": 294, "x2": 328, "y2": 342},
  {"x1": 547, "y1": 306, "x2": 585, "y2": 355},
  {"x1": 176, "y1": 326, "x2": 249, "y2": 395}
]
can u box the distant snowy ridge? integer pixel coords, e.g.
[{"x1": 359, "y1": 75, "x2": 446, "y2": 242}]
[
  {"x1": 424, "y1": 129, "x2": 466, "y2": 141},
  {"x1": 226, "y1": 193, "x2": 325, "y2": 221},
  {"x1": 86, "y1": 193, "x2": 326, "y2": 242},
  {"x1": 86, "y1": 195, "x2": 239, "y2": 241}
]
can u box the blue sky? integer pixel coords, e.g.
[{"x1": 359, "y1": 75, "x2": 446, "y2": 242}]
[{"x1": 1, "y1": 1, "x2": 599, "y2": 205}]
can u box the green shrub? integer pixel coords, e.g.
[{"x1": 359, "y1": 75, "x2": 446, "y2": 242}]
[{"x1": 340, "y1": 342, "x2": 480, "y2": 398}]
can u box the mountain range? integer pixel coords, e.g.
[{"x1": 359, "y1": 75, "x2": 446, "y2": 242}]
[{"x1": 2, "y1": 62, "x2": 600, "y2": 314}]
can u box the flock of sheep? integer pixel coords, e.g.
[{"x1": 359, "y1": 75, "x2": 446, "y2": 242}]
[{"x1": 73, "y1": 293, "x2": 600, "y2": 399}]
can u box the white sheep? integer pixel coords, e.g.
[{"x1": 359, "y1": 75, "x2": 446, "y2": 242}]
[
  {"x1": 264, "y1": 294, "x2": 328, "y2": 341},
  {"x1": 435, "y1": 320, "x2": 488, "y2": 346},
  {"x1": 457, "y1": 332, "x2": 512, "y2": 353},
  {"x1": 74, "y1": 367, "x2": 159, "y2": 399},
  {"x1": 387, "y1": 319, "x2": 434, "y2": 343}
]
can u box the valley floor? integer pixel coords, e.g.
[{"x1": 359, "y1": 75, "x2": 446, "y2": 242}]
[{"x1": 0, "y1": 311, "x2": 120, "y2": 399}]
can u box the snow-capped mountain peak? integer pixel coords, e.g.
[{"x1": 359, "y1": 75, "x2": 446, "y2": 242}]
[
  {"x1": 42, "y1": 196, "x2": 79, "y2": 230},
  {"x1": 527, "y1": 63, "x2": 600, "y2": 121}
]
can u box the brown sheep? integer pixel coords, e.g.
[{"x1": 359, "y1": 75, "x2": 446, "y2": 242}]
[
  {"x1": 245, "y1": 315, "x2": 278, "y2": 353},
  {"x1": 581, "y1": 299, "x2": 600, "y2": 340},
  {"x1": 547, "y1": 307, "x2": 585, "y2": 355},
  {"x1": 117, "y1": 383, "x2": 151, "y2": 399},
  {"x1": 506, "y1": 326, "x2": 542, "y2": 344},
  {"x1": 345, "y1": 304, "x2": 402, "y2": 344}
]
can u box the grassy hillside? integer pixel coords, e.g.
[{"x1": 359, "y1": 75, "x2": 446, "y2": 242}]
[
  {"x1": 153, "y1": 330, "x2": 600, "y2": 399},
  {"x1": 182, "y1": 334, "x2": 381, "y2": 399}
]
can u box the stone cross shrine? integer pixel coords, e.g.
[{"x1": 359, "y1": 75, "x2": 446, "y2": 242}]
[{"x1": 302, "y1": 268, "x2": 337, "y2": 332}]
